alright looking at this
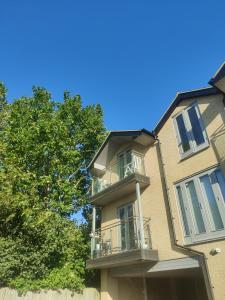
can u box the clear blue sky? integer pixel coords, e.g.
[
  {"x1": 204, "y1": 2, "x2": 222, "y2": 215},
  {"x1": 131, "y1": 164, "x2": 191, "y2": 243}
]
[{"x1": 1, "y1": 0, "x2": 225, "y2": 131}]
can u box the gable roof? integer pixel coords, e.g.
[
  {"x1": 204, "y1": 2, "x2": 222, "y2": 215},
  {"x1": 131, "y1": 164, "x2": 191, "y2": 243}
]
[
  {"x1": 88, "y1": 129, "x2": 155, "y2": 169},
  {"x1": 209, "y1": 61, "x2": 225, "y2": 93},
  {"x1": 153, "y1": 87, "x2": 220, "y2": 135}
]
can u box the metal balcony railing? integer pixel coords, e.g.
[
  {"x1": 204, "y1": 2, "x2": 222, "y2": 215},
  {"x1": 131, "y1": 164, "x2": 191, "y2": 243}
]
[
  {"x1": 92, "y1": 152, "x2": 145, "y2": 195},
  {"x1": 91, "y1": 216, "x2": 151, "y2": 259}
]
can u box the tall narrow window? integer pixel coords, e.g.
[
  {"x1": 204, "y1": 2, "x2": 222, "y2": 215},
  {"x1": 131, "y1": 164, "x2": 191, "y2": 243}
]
[
  {"x1": 215, "y1": 169, "x2": 225, "y2": 201},
  {"x1": 174, "y1": 103, "x2": 208, "y2": 158},
  {"x1": 118, "y1": 150, "x2": 132, "y2": 179},
  {"x1": 186, "y1": 180, "x2": 206, "y2": 234},
  {"x1": 200, "y1": 174, "x2": 224, "y2": 231},
  {"x1": 176, "y1": 186, "x2": 190, "y2": 236},
  {"x1": 118, "y1": 203, "x2": 135, "y2": 250},
  {"x1": 176, "y1": 167, "x2": 225, "y2": 244},
  {"x1": 187, "y1": 105, "x2": 205, "y2": 146},
  {"x1": 176, "y1": 114, "x2": 191, "y2": 153}
]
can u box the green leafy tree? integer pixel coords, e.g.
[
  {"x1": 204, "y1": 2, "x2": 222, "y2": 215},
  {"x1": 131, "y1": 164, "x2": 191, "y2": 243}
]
[{"x1": 0, "y1": 85, "x2": 105, "y2": 293}]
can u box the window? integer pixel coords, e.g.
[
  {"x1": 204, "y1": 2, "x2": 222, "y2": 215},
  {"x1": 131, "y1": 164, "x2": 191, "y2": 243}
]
[
  {"x1": 174, "y1": 103, "x2": 208, "y2": 158},
  {"x1": 175, "y1": 168, "x2": 225, "y2": 244},
  {"x1": 118, "y1": 150, "x2": 132, "y2": 179},
  {"x1": 117, "y1": 150, "x2": 144, "y2": 179},
  {"x1": 117, "y1": 203, "x2": 135, "y2": 250}
]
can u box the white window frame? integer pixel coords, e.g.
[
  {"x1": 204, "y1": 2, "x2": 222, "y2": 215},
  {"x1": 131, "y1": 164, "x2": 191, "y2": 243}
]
[
  {"x1": 175, "y1": 167, "x2": 225, "y2": 245},
  {"x1": 173, "y1": 102, "x2": 209, "y2": 159}
]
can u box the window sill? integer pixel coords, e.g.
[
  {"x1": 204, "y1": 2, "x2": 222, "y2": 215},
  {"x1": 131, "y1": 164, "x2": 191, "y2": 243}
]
[
  {"x1": 184, "y1": 231, "x2": 225, "y2": 246},
  {"x1": 178, "y1": 144, "x2": 210, "y2": 163}
]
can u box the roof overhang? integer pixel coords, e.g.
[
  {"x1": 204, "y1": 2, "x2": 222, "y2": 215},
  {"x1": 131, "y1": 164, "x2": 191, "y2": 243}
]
[
  {"x1": 110, "y1": 256, "x2": 201, "y2": 277},
  {"x1": 88, "y1": 129, "x2": 155, "y2": 171},
  {"x1": 209, "y1": 61, "x2": 225, "y2": 93}
]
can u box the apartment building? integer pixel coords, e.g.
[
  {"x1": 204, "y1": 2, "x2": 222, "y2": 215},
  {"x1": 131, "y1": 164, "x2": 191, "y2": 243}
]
[{"x1": 86, "y1": 61, "x2": 225, "y2": 300}]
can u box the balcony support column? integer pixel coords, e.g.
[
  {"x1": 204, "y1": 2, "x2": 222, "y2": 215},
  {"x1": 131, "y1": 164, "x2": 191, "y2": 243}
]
[
  {"x1": 135, "y1": 181, "x2": 145, "y2": 249},
  {"x1": 91, "y1": 205, "x2": 96, "y2": 258}
]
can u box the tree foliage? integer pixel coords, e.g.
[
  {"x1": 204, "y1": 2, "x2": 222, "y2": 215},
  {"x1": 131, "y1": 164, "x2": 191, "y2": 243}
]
[{"x1": 0, "y1": 84, "x2": 105, "y2": 293}]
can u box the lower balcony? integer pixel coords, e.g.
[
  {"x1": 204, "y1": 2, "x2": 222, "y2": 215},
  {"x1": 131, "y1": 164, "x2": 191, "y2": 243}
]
[{"x1": 86, "y1": 217, "x2": 158, "y2": 269}]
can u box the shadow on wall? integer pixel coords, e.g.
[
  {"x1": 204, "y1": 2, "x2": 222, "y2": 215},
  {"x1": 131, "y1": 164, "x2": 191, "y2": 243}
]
[{"x1": 211, "y1": 123, "x2": 225, "y2": 172}]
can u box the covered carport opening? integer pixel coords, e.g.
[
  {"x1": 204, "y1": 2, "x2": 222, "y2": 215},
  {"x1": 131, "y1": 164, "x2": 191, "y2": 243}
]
[
  {"x1": 111, "y1": 257, "x2": 210, "y2": 300},
  {"x1": 145, "y1": 267, "x2": 208, "y2": 300}
]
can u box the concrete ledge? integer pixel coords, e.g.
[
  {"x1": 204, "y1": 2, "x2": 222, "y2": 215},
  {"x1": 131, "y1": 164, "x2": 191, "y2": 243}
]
[
  {"x1": 90, "y1": 173, "x2": 150, "y2": 206},
  {"x1": 86, "y1": 248, "x2": 158, "y2": 269},
  {"x1": 110, "y1": 256, "x2": 200, "y2": 277}
]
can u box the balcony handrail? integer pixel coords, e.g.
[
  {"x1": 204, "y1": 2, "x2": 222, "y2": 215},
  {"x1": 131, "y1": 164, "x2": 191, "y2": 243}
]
[
  {"x1": 91, "y1": 216, "x2": 152, "y2": 259},
  {"x1": 94, "y1": 216, "x2": 150, "y2": 232},
  {"x1": 92, "y1": 151, "x2": 144, "y2": 175}
]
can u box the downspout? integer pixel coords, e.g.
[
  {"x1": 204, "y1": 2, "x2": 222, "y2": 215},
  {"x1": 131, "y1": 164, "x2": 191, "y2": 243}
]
[{"x1": 156, "y1": 138, "x2": 215, "y2": 300}]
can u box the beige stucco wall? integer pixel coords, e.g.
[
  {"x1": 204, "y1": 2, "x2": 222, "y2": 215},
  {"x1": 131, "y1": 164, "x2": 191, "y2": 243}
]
[
  {"x1": 158, "y1": 93, "x2": 225, "y2": 300},
  {"x1": 97, "y1": 93, "x2": 225, "y2": 300},
  {"x1": 101, "y1": 270, "x2": 146, "y2": 300},
  {"x1": 101, "y1": 141, "x2": 187, "y2": 261},
  {"x1": 100, "y1": 141, "x2": 188, "y2": 300}
]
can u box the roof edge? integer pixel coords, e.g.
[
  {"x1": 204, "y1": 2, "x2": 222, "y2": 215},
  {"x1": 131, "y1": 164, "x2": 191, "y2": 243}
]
[
  {"x1": 88, "y1": 129, "x2": 155, "y2": 169},
  {"x1": 153, "y1": 86, "x2": 220, "y2": 135},
  {"x1": 209, "y1": 61, "x2": 225, "y2": 87}
]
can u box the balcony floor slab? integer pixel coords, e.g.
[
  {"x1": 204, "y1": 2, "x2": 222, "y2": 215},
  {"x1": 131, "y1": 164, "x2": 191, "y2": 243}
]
[
  {"x1": 90, "y1": 173, "x2": 150, "y2": 206},
  {"x1": 86, "y1": 248, "x2": 158, "y2": 269}
]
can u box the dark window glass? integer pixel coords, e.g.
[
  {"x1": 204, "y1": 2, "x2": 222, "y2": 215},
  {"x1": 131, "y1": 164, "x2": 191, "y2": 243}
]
[
  {"x1": 188, "y1": 106, "x2": 205, "y2": 146},
  {"x1": 119, "y1": 204, "x2": 135, "y2": 250},
  {"x1": 176, "y1": 114, "x2": 190, "y2": 153},
  {"x1": 215, "y1": 169, "x2": 225, "y2": 202}
]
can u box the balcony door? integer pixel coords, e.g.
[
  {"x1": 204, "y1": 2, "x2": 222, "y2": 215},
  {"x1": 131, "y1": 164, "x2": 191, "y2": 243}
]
[
  {"x1": 118, "y1": 150, "x2": 132, "y2": 180},
  {"x1": 118, "y1": 203, "x2": 135, "y2": 251}
]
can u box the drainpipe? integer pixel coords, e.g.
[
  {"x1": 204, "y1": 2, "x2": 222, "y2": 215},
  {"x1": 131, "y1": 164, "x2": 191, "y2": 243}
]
[
  {"x1": 91, "y1": 205, "x2": 96, "y2": 258},
  {"x1": 136, "y1": 181, "x2": 145, "y2": 249},
  {"x1": 156, "y1": 138, "x2": 215, "y2": 300}
]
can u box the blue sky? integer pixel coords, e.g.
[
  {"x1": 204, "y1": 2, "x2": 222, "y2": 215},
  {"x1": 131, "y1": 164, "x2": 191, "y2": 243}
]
[{"x1": 1, "y1": 0, "x2": 225, "y2": 132}]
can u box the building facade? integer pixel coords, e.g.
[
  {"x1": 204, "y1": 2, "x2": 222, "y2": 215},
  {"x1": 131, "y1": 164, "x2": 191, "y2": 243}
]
[{"x1": 86, "y1": 62, "x2": 225, "y2": 300}]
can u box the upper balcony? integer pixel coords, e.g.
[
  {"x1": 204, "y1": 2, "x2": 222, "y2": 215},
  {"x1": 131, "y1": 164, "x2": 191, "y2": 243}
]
[
  {"x1": 91, "y1": 151, "x2": 150, "y2": 205},
  {"x1": 89, "y1": 130, "x2": 155, "y2": 206}
]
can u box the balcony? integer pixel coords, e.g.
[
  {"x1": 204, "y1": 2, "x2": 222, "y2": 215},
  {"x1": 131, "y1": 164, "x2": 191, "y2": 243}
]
[
  {"x1": 90, "y1": 152, "x2": 150, "y2": 206},
  {"x1": 86, "y1": 217, "x2": 158, "y2": 269}
]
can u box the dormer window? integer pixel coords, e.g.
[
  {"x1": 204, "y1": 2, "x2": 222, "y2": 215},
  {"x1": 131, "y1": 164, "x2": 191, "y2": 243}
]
[{"x1": 174, "y1": 103, "x2": 209, "y2": 159}]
